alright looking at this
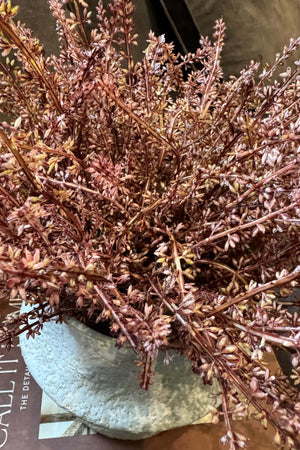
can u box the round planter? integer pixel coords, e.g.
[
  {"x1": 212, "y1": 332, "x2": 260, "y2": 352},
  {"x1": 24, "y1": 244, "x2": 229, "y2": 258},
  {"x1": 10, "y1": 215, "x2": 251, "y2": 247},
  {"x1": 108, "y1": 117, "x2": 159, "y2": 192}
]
[{"x1": 20, "y1": 304, "x2": 220, "y2": 440}]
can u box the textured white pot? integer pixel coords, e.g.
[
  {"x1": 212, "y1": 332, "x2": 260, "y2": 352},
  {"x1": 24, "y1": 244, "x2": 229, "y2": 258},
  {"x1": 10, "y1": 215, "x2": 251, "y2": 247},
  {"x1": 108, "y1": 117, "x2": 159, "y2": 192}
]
[{"x1": 20, "y1": 304, "x2": 220, "y2": 440}]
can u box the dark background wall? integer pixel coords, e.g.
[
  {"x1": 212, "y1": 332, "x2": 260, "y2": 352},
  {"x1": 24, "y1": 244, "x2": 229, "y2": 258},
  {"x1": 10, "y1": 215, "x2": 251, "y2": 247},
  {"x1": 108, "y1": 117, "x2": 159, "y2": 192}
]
[
  {"x1": 14, "y1": 0, "x2": 154, "y2": 59},
  {"x1": 14, "y1": 1, "x2": 300, "y2": 77}
]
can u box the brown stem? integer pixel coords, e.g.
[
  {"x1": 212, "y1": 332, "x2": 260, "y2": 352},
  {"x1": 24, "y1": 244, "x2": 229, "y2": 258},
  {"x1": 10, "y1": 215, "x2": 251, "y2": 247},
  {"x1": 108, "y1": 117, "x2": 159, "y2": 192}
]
[
  {"x1": 225, "y1": 160, "x2": 298, "y2": 210},
  {"x1": 232, "y1": 322, "x2": 300, "y2": 348},
  {"x1": 73, "y1": 0, "x2": 90, "y2": 48},
  {"x1": 150, "y1": 279, "x2": 299, "y2": 443},
  {"x1": 0, "y1": 16, "x2": 63, "y2": 114},
  {"x1": 0, "y1": 307, "x2": 66, "y2": 345},
  {"x1": 140, "y1": 353, "x2": 153, "y2": 390},
  {"x1": 96, "y1": 77, "x2": 180, "y2": 170},
  {"x1": 243, "y1": 242, "x2": 300, "y2": 274},
  {"x1": 208, "y1": 268, "x2": 300, "y2": 317},
  {"x1": 255, "y1": 68, "x2": 299, "y2": 120},
  {"x1": 21, "y1": 143, "x2": 84, "y2": 166},
  {"x1": 40, "y1": 175, "x2": 127, "y2": 216},
  {"x1": 198, "y1": 259, "x2": 247, "y2": 285},
  {"x1": 194, "y1": 202, "x2": 299, "y2": 249},
  {"x1": 0, "y1": 130, "x2": 83, "y2": 237},
  {"x1": 0, "y1": 128, "x2": 40, "y2": 191},
  {"x1": 170, "y1": 233, "x2": 185, "y2": 300},
  {"x1": 218, "y1": 379, "x2": 239, "y2": 450},
  {"x1": 0, "y1": 183, "x2": 20, "y2": 207},
  {"x1": 94, "y1": 285, "x2": 137, "y2": 351},
  {"x1": 0, "y1": 258, "x2": 110, "y2": 284},
  {"x1": 0, "y1": 59, "x2": 36, "y2": 141}
]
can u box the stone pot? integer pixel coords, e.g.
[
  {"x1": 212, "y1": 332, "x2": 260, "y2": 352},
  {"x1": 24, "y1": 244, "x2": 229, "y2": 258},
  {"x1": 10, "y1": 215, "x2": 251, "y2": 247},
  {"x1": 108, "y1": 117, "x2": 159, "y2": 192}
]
[{"x1": 20, "y1": 304, "x2": 220, "y2": 440}]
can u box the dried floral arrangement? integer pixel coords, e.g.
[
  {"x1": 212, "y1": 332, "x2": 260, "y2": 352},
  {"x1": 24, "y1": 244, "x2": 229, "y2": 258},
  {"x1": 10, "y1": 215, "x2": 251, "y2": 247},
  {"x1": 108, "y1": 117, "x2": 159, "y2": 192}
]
[{"x1": 0, "y1": 0, "x2": 299, "y2": 448}]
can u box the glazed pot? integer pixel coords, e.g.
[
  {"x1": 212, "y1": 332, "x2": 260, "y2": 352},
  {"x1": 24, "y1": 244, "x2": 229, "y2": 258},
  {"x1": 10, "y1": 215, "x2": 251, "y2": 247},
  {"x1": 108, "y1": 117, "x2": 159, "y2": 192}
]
[{"x1": 20, "y1": 303, "x2": 220, "y2": 439}]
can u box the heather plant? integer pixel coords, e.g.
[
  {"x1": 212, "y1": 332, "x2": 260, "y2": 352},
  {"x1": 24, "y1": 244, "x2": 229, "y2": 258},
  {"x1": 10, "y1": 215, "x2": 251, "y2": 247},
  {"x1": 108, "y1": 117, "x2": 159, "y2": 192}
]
[{"x1": 0, "y1": 0, "x2": 299, "y2": 448}]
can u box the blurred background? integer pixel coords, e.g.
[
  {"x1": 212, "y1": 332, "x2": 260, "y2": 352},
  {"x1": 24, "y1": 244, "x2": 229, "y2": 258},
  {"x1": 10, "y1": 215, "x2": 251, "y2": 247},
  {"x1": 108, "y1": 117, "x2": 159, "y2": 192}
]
[{"x1": 14, "y1": 0, "x2": 300, "y2": 77}]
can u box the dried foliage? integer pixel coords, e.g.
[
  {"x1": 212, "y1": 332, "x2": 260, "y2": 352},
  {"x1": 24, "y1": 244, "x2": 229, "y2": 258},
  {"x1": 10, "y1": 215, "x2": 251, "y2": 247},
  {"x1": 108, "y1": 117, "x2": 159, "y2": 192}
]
[{"x1": 0, "y1": 0, "x2": 299, "y2": 448}]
